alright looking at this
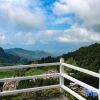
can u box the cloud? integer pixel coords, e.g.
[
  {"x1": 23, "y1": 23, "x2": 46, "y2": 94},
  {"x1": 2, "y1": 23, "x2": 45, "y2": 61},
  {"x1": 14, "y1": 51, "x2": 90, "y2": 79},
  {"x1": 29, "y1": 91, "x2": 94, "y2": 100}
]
[
  {"x1": 20, "y1": 28, "x2": 100, "y2": 44},
  {"x1": 53, "y1": 2, "x2": 71, "y2": 16},
  {"x1": 53, "y1": 17, "x2": 73, "y2": 25},
  {"x1": 6, "y1": 30, "x2": 60, "y2": 45},
  {"x1": 37, "y1": 28, "x2": 100, "y2": 43},
  {"x1": 0, "y1": 33, "x2": 6, "y2": 44},
  {"x1": 13, "y1": 32, "x2": 35, "y2": 45},
  {"x1": 1, "y1": 27, "x2": 100, "y2": 46},
  {"x1": 0, "y1": 0, "x2": 45, "y2": 29},
  {"x1": 58, "y1": 25, "x2": 100, "y2": 43},
  {"x1": 24, "y1": 32, "x2": 35, "y2": 45},
  {"x1": 53, "y1": 0, "x2": 100, "y2": 31},
  {"x1": 36, "y1": 30, "x2": 61, "y2": 44}
]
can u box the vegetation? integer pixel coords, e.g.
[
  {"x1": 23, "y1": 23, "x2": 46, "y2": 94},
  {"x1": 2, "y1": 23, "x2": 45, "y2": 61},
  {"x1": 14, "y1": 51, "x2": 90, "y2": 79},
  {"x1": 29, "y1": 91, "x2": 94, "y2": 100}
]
[
  {"x1": 17, "y1": 78, "x2": 59, "y2": 89},
  {"x1": 0, "y1": 66, "x2": 60, "y2": 100},
  {"x1": 62, "y1": 43, "x2": 100, "y2": 72},
  {"x1": 35, "y1": 43, "x2": 100, "y2": 100},
  {"x1": 37, "y1": 43, "x2": 100, "y2": 72},
  {"x1": 63, "y1": 90, "x2": 76, "y2": 100},
  {"x1": 0, "y1": 43, "x2": 100, "y2": 99},
  {"x1": 36, "y1": 43, "x2": 100, "y2": 89},
  {"x1": 0, "y1": 89, "x2": 61, "y2": 100}
]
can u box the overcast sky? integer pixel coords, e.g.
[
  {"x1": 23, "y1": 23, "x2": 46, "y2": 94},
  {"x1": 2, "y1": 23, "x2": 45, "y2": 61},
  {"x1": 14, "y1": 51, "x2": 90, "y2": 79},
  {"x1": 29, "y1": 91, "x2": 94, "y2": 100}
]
[{"x1": 0, "y1": 0, "x2": 100, "y2": 54}]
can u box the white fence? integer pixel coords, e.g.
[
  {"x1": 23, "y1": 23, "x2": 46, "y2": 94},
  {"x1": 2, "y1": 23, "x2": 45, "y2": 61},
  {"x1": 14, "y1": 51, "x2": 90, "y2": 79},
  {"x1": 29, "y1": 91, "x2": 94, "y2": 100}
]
[{"x1": 0, "y1": 58, "x2": 100, "y2": 100}]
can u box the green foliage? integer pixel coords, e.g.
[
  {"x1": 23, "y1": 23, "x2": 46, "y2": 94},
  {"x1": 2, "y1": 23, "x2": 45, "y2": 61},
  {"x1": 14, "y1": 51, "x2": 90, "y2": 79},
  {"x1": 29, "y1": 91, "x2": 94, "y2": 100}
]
[
  {"x1": 0, "y1": 78, "x2": 60, "y2": 100},
  {"x1": 38, "y1": 43, "x2": 100, "y2": 72},
  {"x1": 1, "y1": 43, "x2": 100, "y2": 99},
  {"x1": 66, "y1": 57, "x2": 77, "y2": 66},
  {"x1": 17, "y1": 78, "x2": 59, "y2": 89},
  {"x1": 37, "y1": 56, "x2": 59, "y2": 64},
  {"x1": 62, "y1": 43, "x2": 100, "y2": 72},
  {"x1": 0, "y1": 69, "x2": 27, "y2": 78},
  {"x1": 0, "y1": 88, "x2": 61, "y2": 100},
  {"x1": 0, "y1": 69, "x2": 17, "y2": 78},
  {"x1": 63, "y1": 90, "x2": 76, "y2": 100}
]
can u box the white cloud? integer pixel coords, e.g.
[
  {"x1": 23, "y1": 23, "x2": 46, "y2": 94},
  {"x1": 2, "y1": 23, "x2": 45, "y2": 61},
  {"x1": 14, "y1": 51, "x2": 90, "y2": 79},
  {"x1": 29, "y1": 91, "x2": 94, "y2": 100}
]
[
  {"x1": 24, "y1": 32, "x2": 35, "y2": 45},
  {"x1": 1, "y1": 27, "x2": 100, "y2": 45},
  {"x1": 11, "y1": 30, "x2": 59, "y2": 45},
  {"x1": 53, "y1": 17, "x2": 73, "y2": 25},
  {"x1": 13, "y1": 32, "x2": 35, "y2": 45},
  {"x1": 0, "y1": 0, "x2": 45, "y2": 29},
  {"x1": 53, "y1": 0, "x2": 100, "y2": 31},
  {"x1": 53, "y1": 2, "x2": 71, "y2": 16},
  {"x1": 58, "y1": 25, "x2": 100, "y2": 43},
  {"x1": 37, "y1": 28, "x2": 100, "y2": 43},
  {"x1": 36, "y1": 30, "x2": 61, "y2": 43},
  {"x1": 0, "y1": 33, "x2": 6, "y2": 44}
]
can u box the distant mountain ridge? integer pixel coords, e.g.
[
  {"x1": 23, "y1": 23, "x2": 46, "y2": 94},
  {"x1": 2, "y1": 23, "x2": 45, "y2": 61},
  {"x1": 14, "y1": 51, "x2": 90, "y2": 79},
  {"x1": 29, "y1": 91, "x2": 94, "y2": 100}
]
[
  {"x1": 0, "y1": 47, "x2": 27, "y2": 66},
  {"x1": 5, "y1": 48, "x2": 52, "y2": 61}
]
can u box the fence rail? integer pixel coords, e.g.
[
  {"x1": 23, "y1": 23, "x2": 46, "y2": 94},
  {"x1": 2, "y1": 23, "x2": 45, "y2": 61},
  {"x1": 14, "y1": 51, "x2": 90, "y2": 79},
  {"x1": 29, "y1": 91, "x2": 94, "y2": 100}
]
[
  {"x1": 62, "y1": 63, "x2": 100, "y2": 78},
  {"x1": 61, "y1": 85, "x2": 86, "y2": 100},
  {"x1": 62, "y1": 73, "x2": 99, "y2": 94},
  {"x1": 0, "y1": 73, "x2": 60, "y2": 82},
  {"x1": 0, "y1": 62, "x2": 60, "y2": 69},
  {"x1": 0, "y1": 58, "x2": 100, "y2": 100},
  {"x1": 0, "y1": 85, "x2": 60, "y2": 96}
]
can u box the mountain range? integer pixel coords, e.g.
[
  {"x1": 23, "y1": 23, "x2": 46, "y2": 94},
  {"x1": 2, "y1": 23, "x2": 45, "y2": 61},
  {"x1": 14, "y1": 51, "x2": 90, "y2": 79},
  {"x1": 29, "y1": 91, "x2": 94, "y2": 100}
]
[
  {"x1": 0, "y1": 47, "x2": 25, "y2": 66},
  {"x1": 5, "y1": 48, "x2": 52, "y2": 61},
  {"x1": 1, "y1": 43, "x2": 100, "y2": 70},
  {"x1": 0, "y1": 47, "x2": 52, "y2": 66}
]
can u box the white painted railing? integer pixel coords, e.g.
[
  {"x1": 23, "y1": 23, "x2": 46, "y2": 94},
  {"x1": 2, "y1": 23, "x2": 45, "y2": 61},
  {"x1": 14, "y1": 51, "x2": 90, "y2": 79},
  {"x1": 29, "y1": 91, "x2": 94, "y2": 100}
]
[{"x1": 0, "y1": 58, "x2": 99, "y2": 100}]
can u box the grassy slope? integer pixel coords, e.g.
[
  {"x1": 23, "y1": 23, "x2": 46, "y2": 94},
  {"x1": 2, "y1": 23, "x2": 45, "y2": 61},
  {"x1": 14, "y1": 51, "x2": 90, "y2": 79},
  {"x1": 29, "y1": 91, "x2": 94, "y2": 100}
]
[{"x1": 0, "y1": 66, "x2": 58, "y2": 79}]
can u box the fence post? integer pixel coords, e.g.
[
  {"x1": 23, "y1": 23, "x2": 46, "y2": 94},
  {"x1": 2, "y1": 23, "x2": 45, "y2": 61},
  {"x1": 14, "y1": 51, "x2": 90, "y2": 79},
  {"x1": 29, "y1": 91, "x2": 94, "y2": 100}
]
[
  {"x1": 60, "y1": 58, "x2": 64, "y2": 87},
  {"x1": 99, "y1": 70, "x2": 100, "y2": 100}
]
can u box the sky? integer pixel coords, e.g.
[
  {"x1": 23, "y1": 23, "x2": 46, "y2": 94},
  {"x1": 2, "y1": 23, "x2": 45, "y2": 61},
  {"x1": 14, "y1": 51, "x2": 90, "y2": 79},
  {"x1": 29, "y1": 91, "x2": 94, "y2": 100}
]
[{"x1": 0, "y1": 0, "x2": 100, "y2": 54}]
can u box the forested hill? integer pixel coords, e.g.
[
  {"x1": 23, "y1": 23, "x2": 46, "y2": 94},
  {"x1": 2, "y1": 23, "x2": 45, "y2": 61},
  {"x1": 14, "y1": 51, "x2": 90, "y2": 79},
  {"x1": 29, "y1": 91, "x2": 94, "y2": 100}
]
[
  {"x1": 62, "y1": 43, "x2": 100, "y2": 69},
  {"x1": 0, "y1": 47, "x2": 27, "y2": 66},
  {"x1": 5, "y1": 48, "x2": 52, "y2": 61},
  {"x1": 37, "y1": 43, "x2": 100, "y2": 72}
]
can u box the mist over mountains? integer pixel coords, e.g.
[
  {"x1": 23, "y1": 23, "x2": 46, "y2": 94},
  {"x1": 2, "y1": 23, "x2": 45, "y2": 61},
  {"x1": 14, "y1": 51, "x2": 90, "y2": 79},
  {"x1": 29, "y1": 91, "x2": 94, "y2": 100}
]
[
  {"x1": 0, "y1": 47, "x2": 52, "y2": 66},
  {"x1": 5, "y1": 48, "x2": 52, "y2": 61}
]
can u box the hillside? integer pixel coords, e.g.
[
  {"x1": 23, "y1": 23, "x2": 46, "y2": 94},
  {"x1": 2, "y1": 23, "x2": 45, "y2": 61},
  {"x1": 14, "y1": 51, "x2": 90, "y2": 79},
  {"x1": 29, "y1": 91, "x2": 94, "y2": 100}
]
[
  {"x1": 0, "y1": 47, "x2": 27, "y2": 66},
  {"x1": 5, "y1": 48, "x2": 52, "y2": 61},
  {"x1": 61, "y1": 43, "x2": 100, "y2": 70},
  {"x1": 37, "y1": 43, "x2": 100, "y2": 71}
]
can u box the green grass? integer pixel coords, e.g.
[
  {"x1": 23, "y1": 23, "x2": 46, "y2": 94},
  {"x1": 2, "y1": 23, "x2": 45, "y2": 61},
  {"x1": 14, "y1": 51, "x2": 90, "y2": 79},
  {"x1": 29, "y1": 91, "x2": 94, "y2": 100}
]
[
  {"x1": 0, "y1": 66, "x2": 58, "y2": 79},
  {"x1": 0, "y1": 69, "x2": 16, "y2": 78},
  {"x1": 25, "y1": 66, "x2": 58, "y2": 76},
  {"x1": 25, "y1": 69, "x2": 46, "y2": 76}
]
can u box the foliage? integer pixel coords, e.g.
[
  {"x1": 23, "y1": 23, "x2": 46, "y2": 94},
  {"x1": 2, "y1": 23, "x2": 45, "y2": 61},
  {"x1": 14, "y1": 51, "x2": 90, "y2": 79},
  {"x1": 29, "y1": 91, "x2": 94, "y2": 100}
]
[
  {"x1": 0, "y1": 43, "x2": 100, "y2": 99},
  {"x1": 0, "y1": 88, "x2": 61, "y2": 100},
  {"x1": 17, "y1": 78, "x2": 59, "y2": 89},
  {"x1": 61, "y1": 43, "x2": 100, "y2": 72},
  {"x1": 63, "y1": 90, "x2": 76, "y2": 100},
  {"x1": 37, "y1": 43, "x2": 100, "y2": 72}
]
